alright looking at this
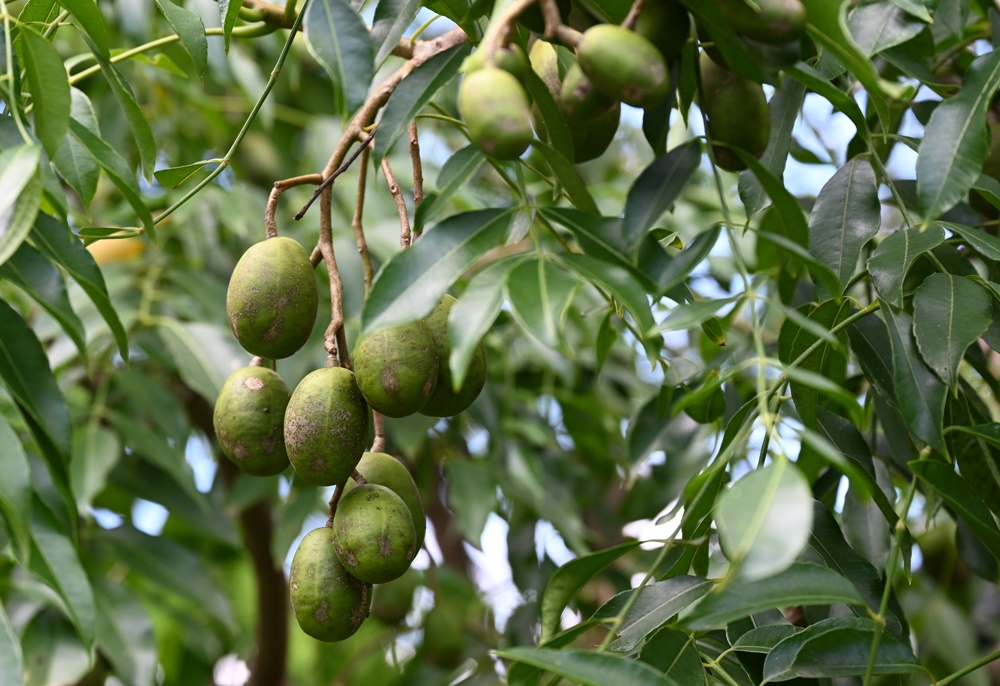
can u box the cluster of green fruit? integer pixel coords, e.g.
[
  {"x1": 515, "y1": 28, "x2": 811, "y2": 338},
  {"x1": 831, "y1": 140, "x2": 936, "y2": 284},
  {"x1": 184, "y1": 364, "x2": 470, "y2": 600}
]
[
  {"x1": 457, "y1": 0, "x2": 807, "y2": 170},
  {"x1": 213, "y1": 233, "x2": 487, "y2": 640}
]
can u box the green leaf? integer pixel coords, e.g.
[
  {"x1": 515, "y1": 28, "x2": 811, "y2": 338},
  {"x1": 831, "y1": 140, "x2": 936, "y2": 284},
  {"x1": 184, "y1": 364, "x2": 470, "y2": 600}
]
[
  {"x1": 107, "y1": 411, "x2": 203, "y2": 504},
  {"x1": 867, "y1": 226, "x2": 946, "y2": 306},
  {"x1": 799, "y1": 0, "x2": 894, "y2": 126},
  {"x1": 154, "y1": 0, "x2": 207, "y2": 79},
  {"x1": 716, "y1": 460, "x2": 813, "y2": 581},
  {"x1": 17, "y1": 26, "x2": 70, "y2": 160},
  {"x1": 849, "y1": 1, "x2": 927, "y2": 56},
  {"x1": 52, "y1": 89, "x2": 101, "y2": 208},
  {"x1": 881, "y1": 303, "x2": 947, "y2": 453},
  {"x1": 682, "y1": 562, "x2": 865, "y2": 630},
  {"x1": 94, "y1": 526, "x2": 236, "y2": 630},
  {"x1": 592, "y1": 576, "x2": 712, "y2": 652},
  {"x1": 20, "y1": 609, "x2": 90, "y2": 686},
  {"x1": 917, "y1": 50, "x2": 1000, "y2": 222},
  {"x1": 30, "y1": 498, "x2": 96, "y2": 650},
  {"x1": 0, "y1": 413, "x2": 31, "y2": 561},
  {"x1": 363, "y1": 209, "x2": 512, "y2": 334},
  {"x1": 650, "y1": 296, "x2": 741, "y2": 335},
  {"x1": 738, "y1": 78, "x2": 807, "y2": 217},
  {"x1": 449, "y1": 257, "x2": 515, "y2": 388},
  {"x1": 654, "y1": 224, "x2": 723, "y2": 297},
  {"x1": 67, "y1": 118, "x2": 154, "y2": 237},
  {"x1": 733, "y1": 625, "x2": 801, "y2": 653},
  {"x1": 56, "y1": 0, "x2": 109, "y2": 56},
  {"x1": 507, "y1": 257, "x2": 580, "y2": 351},
  {"x1": 622, "y1": 141, "x2": 701, "y2": 245},
  {"x1": 70, "y1": 422, "x2": 120, "y2": 512},
  {"x1": 304, "y1": 0, "x2": 374, "y2": 116},
  {"x1": 218, "y1": 0, "x2": 241, "y2": 52},
  {"x1": 157, "y1": 319, "x2": 244, "y2": 403},
  {"x1": 372, "y1": 0, "x2": 421, "y2": 66},
  {"x1": 0, "y1": 242, "x2": 86, "y2": 358},
  {"x1": 0, "y1": 603, "x2": 22, "y2": 686},
  {"x1": 913, "y1": 273, "x2": 992, "y2": 386},
  {"x1": 18, "y1": 0, "x2": 60, "y2": 25},
  {"x1": 520, "y1": 64, "x2": 574, "y2": 161},
  {"x1": 911, "y1": 459, "x2": 1000, "y2": 561},
  {"x1": 375, "y1": 43, "x2": 471, "y2": 161},
  {"x1": 763, "y1": 617, "x2": 920, "y2": 682},
  {"x1": 0, "y1": 296, "x2": 72, "y2": 468},
  {"x1": 539, "y1": 540, "x2": 642, "y2": 642},
  {"x1": 808, "y1": 157, "x2": 880, "y2": 294},
  {"x1": 86, "y1": 42, "x2": 157, "y2": 185},
  {"x1": 533, "y1": 141, "x2": 600, "y2": 215},
  {"x1": 496, "y1": 647, "x2": 680, "y2": 686},
  {"x1": 539, "y1": 207, "x2": 632, "y2": 270},
  {"x1": 94, "y1": 582, "x2": 157, "y2": 686},
  {"x1": 30, "y1": 213, "x2": 129, "y2": 361},
  {"x1": 738, "y1": 150, "x2": 811, "y2": 250},
  {"x1": 888, "y1": 0, "x2": 934, "y2": 21},
  {"x1": 940, "y1": 221, "x2": 1000, "y2": 262},
  {"x1": 639, "y1": 628, "x2": 706, "y2": 683},
  {"x1": 788, "y1": 63, "x2": 868, "y2": 140},
  {"x1": 848, "y1": 311, "x2": 896, "y2": 404},
  {"x1": 0, "y1": 145, "x2": 43, "y2": 266},
  {"x1": 415, "y1": 145, "x2": 485, "y2": 232},
  {"x1": 153, "y1": 159, "x2": 215, "y2": 189}
]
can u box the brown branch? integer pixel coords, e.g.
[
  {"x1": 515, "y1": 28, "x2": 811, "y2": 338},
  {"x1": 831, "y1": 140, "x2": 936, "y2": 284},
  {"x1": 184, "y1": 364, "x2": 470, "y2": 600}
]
[
  {"x1": 621, "y1": 0, "x2": 646, "y2": 30},
  {"x1": 266, "y1": 174, "x2": 322, "y2": 238},
  {"x1": 408, "y1": 120, "x2": 424, "y2": 240},
  {"x1": 380, "y1": 156, "x2": 412, "y2": 248},
  {"x1": 540, "y1": 0, "x2": 583, "y2": 47},
  {"x1": 295, "y1": 127, "x2": 379, "y2": 220},
  {"x1": 371, "y1": 412, "x2": 386, "y2": 453},
  {"x1": 327, "y1": 478, "x2": 349, "y2": 525},
  {"x1": 351, "y1": 146, "x2": 375, "y2": 292},
  {"x1": 351, "y1": 469, "x2": 368, "y2": 485},
  {"x1": 318, "y1": 186, "x2": 351, "y2": 369}
]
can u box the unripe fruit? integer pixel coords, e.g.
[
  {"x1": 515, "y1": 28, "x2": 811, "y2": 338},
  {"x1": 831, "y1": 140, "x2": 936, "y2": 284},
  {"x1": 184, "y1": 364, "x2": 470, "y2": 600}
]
[
  {"x1": 459, "y1": 67, "x2": 534, "y2": 160},
  {"x1": 213, "y1": 366, "x2": 290, "y2": 476},
  {"x1": 227, "y1": 237, "x2": 318, "y2": 359},
  {"x1": 560, "y1": 63, "x2": 615, "y2": 121},
  {"x1": 284, "y1": 367, "x2": 369, "y2": 486},
  {"x1": 289, "y1": 527, "x2": 372, "y2": 642},
  {"x1": 420, "y1": 295, "x2": 488, "y2": 417},
  {"x1": 353, "y1": 321, "x2": 439, "y2": 418},
  {"x1": 333, "y1": 484, "x2": 416, "y2": 584},
  {"x1": 705, "y1": 76, "x2": 770, "y2": 172},
  {"x1": 634, "y1": 1, "x2": 691, "y2": 63},
  {"x1": 576, "y1": 25, "x2": 669, "y2": 108},
  {"x1": 571, "y1": 102, "x2": 620, "y2": 163},
  {"x1": 529, "y1": 39, "x2": 561, "y2": 99},
  {"x1": 464, "y1": 44, "x2": 529, "y2": 77},
  {"x1": 714, "y1": 0, "x2": 807, "y2": 44},
  {"x1": 371, "y1": 567, "x2": 422, "y2": 624},
  {"x1": 697, "y1": 51, "x2": 733, "y2": 112},
  {"x1": 344, "y1": 452, "x2": 426, "y2": 549},
  {"x1": 422, "y1": 606, "x2": 466, "y2": 668}
]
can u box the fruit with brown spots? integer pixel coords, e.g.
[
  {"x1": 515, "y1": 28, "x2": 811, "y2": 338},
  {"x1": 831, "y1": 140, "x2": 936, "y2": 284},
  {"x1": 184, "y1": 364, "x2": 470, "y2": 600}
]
[
  {"x1": 332, "y1": 483, "x2": 416, "y2": 584},
  {"x1": 213, "y1": 366, "x2": 290, "y2": 476},
  {"x1": 353, "y1": 321, "x2": 439, "y2": 418},
  {"x1": 459, "y1": 67, "x2": 534, "y2": 160},
  {"x1": 289, "y1": 527, "x2": 372, "y2": 642},
  {"x1": 284, "y1": 367, "x2": 369, "y2": 486},
  {"x1": 576, "y1": 25, "x2": 669, "y2": 108},
  {"x1": 226, "y1": 236, "x2": 318, "y2": 359},
  {"x1": 344, "y1": 451, "x2": 426, "y2": 549},
  {"x1": 420, "y1": 295, "x2": 488, "y2": 417}
]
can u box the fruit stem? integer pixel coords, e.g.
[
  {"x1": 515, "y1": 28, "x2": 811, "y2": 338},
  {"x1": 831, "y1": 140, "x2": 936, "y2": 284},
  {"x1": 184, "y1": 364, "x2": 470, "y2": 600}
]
[
  {"x1": 370, "y1": 413, "x2": 386, "y2": 453},
  {"x1": 327, "y1": 479, "x2": 349, "y2": 524},
  {"x1": 295, "y1": 126, "x2": 378, "y2": 220},
  {"x1": 265, "y1": 174, "x2": 324, "y2": 238},
  {"x1": 621, "y1": 0, "x2": 645, "y2": 30},
  {"x1": 408, "y1": 121, "x2": 425, "y2": 239},
  {"x1": 380, "y1": 156, "x2": 412, "y2": 248},
  {"x1": 318, "y1": 186, "x2": 352, "y2": 368},
  {"x1": 352, "y1": 470, "x2": 367, "y2": 485},
  {"x1": 350, "y1": 146, "x2": 375, "y2": 294},
  {"x1": 540, "y1": 0, "x2": 582, "y2": 47}
]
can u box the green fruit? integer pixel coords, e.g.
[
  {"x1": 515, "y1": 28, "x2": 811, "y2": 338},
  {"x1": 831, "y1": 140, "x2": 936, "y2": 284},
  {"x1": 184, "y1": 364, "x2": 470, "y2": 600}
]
[
  {"x1": 371, "y1": 567, "x2": 422, "y2": 624},
  {"x1": 634, "y1": 1, "x2": 691, "y2": 63},
  {"x1": 571, "y1": 102, "x2": 620, "y2": 163},
  {"x1": 353, "y1": 321, "x2": 439, "y2": 418},
  {"x1": 529, "y1": 39, "x2": 561, "y2": 98},
  {"x1": 705, "y1": 74, "x2": 770, "y2": 172},
  {"x1": 227, "y1": 236, "x2": 318, "y2": 359},
  {"x1": 696, "y1": 51, "x2": 732, "y2": 112},
  {"x1": 284, "y1": 367, "x2": 369, "y2": 486},
  {"x1": 333, "y1": 484, "x2": 416, "y2": 584},
  {"x1": 459, "y1": 67, "x2": 534, "y2": 160},
  {"x1": 289, "y1": 527, "x2": 372, "y2": 642},
  {"x1": 420, "y1": 295, "x2": 488, "y2": 417},
  {"x1": 423, "y1": 606, "x2": 465, "y2": 668},
  {"x1": 576, "y1": 25, "x2": 669, "y2": 108},
  {"x1": 715, "y1": 0, "x2": 807, "y2": 44},
  {"x1": 344, "y1": 452, "x2": 426, "y2": 549},
  {"x1": 560, "y1": 63, "x2": 616, "y2": 120},
  {"x1": 213, "y1": 366, "x2": 291, "y2": 476}
]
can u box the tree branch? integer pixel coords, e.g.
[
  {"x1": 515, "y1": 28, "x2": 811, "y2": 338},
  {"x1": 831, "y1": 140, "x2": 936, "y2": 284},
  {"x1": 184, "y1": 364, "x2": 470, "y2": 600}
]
[
  {"x1": 318, "y1": 186, "x2": 350, "y2": 368},
  {"x1": 380, "y1": 156, "x2": 412, "y2": 248}
]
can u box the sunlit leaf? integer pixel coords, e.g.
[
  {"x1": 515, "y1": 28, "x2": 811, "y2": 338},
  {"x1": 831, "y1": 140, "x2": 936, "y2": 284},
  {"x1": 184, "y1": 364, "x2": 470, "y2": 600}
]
[{"x1": 304, "y1": 0, "x2": 374, "y2": 115}]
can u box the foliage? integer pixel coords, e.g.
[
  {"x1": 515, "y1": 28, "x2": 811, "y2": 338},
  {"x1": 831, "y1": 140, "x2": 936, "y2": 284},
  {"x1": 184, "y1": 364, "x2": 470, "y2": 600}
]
[{"x1": 4, "y1": 0, "x2": 1000, "y2": 685}]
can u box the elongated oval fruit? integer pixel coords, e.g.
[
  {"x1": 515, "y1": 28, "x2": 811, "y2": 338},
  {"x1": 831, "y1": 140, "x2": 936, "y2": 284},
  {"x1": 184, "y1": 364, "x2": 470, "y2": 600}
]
[
  {"x1": 576, "y1": 25, "x2": 669, "y2": 108},
  {"x1": 560, "y1": 63, "x2": 615, "y2": 121},
  {"x1": 213, "y1": 366, "x2": 290, "y2": 476},
  {"x1": 333, "y1": 484, "x2": 416, "y2": 584},
  {"x1": 353, "y1": 321, "x2": 439, "y2": 418},
  {"x1": 635, "y1": 1, "x2": 690, "y2": 63},
  {"x1": 344, "y1": 452, "x2": 425, "y2": 549},
  {"x1": 459, "y1": 67, "x2": 534, "y2": 160},
  {"x1": 571, "y1": 101, "x2": 620, "y2": 163},
  {"x1": 420, "y1": 295, "x2": 487, "y2": 418},
  {"x1": 227, "y1": 236, "x2": 318, "y2": 359},
  {"x1": 284, "y1": 367, "x2": 369, "y2": 486},
  {"x1": 289, "y1": 527, "x2": 372, "y2": 642},
  {"x1": 705, "y1": 75, "x2": 770, "y2": 172},
  {"x1": 715, "y1": 0, "x2": 807, "y2": 44}
]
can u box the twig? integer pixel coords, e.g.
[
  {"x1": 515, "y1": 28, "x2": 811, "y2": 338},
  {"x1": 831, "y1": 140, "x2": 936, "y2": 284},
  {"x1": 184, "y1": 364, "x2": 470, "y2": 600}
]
[
  {"x1": 621, "y1": 0, "x2": 646, "y2": 29},
  {"x1": 408, "y1": 120, "x2": 424, "y2": 239},
  {"x1": 350, "y1": 146, "x2": 375, "y2": 293},
  {"x1": 326, "y1": 478, "x2": 348, "y2": 525},
  {"x1": 351, "y1": 469, "x2": 368, "y2": 485},
  {"x1": 540, "y1": 0, "x2": 583, "y2": 47},
  {"x1": 265, "y1": 174, "x2": 323, "y2": 238},
  {"x1": 371, "y1": 413, "x2": 386, "y2": 453},
  {"x1": 381, "y1": 156, "x2": 412, "y2": 248},
  {"x1": 318, "y1": 186, "x2": 351, "y2": 368},
  {"x1": 296, "y1": 126, "x2": 379, "y2": 220}
]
